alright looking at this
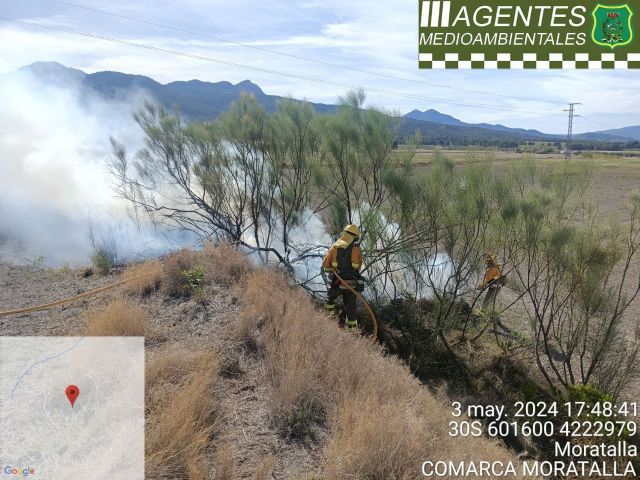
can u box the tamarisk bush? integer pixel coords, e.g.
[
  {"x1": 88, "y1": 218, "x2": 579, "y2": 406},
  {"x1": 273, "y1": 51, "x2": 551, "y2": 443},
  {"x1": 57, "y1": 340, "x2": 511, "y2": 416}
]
[
  {"x1": 498, "y1": 159, "x2": 640, "y2": 396},
  {"x1": 111, "y1": 91, "x2": 640, "y2": 398}
]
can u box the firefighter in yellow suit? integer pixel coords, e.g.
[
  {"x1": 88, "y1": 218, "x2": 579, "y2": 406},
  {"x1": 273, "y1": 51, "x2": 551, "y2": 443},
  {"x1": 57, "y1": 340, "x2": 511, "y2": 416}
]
[
  {"x1": 322, "y1": 224, "x2": 362, "y2": 331},
  {"x1": 479, "y1": 251, "x2": 502, "y2": 314}
]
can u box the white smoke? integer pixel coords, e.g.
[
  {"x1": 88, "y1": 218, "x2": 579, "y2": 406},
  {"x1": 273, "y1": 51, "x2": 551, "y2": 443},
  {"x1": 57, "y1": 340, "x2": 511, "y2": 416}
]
[
  {"x1": 278, "y1": 206, "x2": 459, "y2": 302},
  {"x1": 0, "y1": 69, "x2": 194, "y2": 266},
  {"x1": 349, "y1": 206, "x2": 459, "y2": 302},
  {"x1": 0, "y1": 67, "x2": 460, "y2": 302},
  {"x1": 287, "y1": 209, "x2": 333, "y2": 293}
]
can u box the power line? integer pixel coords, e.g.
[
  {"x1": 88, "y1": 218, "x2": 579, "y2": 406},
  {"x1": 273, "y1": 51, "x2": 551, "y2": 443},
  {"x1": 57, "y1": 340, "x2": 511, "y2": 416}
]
[
  {"x1": 0, "y1": 16, "x2": 563, "y2": 116},
  {"x1": 578, "y1": 117, "x2": 637, "y2": 141},
  {"x1": 50, "y1": 0, "x2": 559, "y2": 105},
  {"x1": 579, "y1": 116, "x2": 616, "y2": 131}
]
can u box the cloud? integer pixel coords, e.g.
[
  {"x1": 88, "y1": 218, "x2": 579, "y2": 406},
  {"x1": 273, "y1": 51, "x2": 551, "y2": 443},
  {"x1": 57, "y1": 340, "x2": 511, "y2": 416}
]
[{"x1": 0, "y1": 0, "x2": 638, "y2": 134}]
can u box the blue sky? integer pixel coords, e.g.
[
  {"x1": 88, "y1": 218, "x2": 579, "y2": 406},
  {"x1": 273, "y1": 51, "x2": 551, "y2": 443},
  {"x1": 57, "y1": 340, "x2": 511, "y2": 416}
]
[{"x1": 1, "y1": 0, "x2": 639, "y2": 134}]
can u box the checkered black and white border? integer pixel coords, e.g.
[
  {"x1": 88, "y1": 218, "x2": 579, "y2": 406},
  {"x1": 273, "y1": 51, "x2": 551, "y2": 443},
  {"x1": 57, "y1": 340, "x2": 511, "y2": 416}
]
[{"x1": 419, "y1": 52, "x2": 640, "y2": 69}]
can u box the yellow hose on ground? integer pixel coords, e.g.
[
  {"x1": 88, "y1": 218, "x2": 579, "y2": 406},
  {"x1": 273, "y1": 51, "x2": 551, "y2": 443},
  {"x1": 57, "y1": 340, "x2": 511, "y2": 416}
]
[
  {"x1": 332, "y1": 270, "x2": 378, "y2": 343},
  {"x1": 0, "y1": 272, "x2": 155, "y2": 318}
]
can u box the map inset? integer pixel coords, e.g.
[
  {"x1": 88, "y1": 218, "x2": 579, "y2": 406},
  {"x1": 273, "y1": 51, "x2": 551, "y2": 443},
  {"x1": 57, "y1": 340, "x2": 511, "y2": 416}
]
[{"x1": 0, "y1": 337, "x2": 144, "y2": 479}]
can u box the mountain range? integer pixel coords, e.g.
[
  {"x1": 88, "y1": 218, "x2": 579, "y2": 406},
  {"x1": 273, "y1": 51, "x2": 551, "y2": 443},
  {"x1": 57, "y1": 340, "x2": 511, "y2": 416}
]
[
  {"x1": 405, "y1": 109, "x2": 640, "y2": 143},
  {"x1": 13, "y1": 62, "x2": 640, "y2": 147}
]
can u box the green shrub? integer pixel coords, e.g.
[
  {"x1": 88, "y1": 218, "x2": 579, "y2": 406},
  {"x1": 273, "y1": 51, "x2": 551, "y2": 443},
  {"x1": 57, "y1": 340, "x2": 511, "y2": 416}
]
[
  {"x1": 281, "y1": 402, "x2": 325, "y2": 442},
  {"x1": 31, "y1": 255, "x2": 46, "y2": 270},
  {"x1": 88, "y1": 222, "x2": 118, "y2": 274},
  {"x1": 182, "y1": 266, "x2": 205, "y2": 295},
  {"x1": 565, "y1": 384, "x2": 632, "y2": 456},
  {"x1": 519, "y1": 381, "x2": 542, "y2": 403},
  {"x1": 566, "y1": 384, "x2": 613, "y2": 409},
  {"x1": 91, "y1": 245, "x2": 117, "y2": 274}
]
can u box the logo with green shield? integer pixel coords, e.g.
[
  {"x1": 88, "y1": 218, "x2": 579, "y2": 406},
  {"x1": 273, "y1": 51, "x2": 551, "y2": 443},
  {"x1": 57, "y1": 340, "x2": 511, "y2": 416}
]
[{"x1": 592, "y1": 4, "x2": 634, "y2": 48}]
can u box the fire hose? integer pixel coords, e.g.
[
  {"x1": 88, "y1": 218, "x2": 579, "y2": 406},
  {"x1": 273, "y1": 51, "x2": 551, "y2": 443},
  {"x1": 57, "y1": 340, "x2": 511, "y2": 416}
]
[
  {"x1": 331, "y1": 269, "x2": 378, "y2": 343},
  {"x1": 0, "y1": 272, "x2": 155, "y2": 318},
  {"x1": 2, "y1": 264, "x2": 380, "y2": 346}
]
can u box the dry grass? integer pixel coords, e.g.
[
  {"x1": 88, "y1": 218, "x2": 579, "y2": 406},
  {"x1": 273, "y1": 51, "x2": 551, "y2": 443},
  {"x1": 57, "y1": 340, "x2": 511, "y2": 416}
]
[
  {"x1": 322, "y1": 361, "x2": 519, "y2": 479},
  {"x1": 137, "y1": 245, "x2": 251, "y2": 478},
  {"x1": 324, "y1": 386, "x2": 428, "y2": 479},
  {"x1": 145, "y1": 344, "x2": 213, "y2": 391},
  {"x1": 236, "y1": 270, "x2": 521, "y2": 478},
  {"x1": 146, "y1": 344, "x2": 222, "y2": 479},
  {"x1": 199, "y1": 242, "x2": 252, "y2": 286},
  {"x1": 235, "y1": 270, "x2": 287, "y2": 347},
  {"x1": 84, "y1": 299, "x2": 147, "y2": 336},
  {"x1": 84, "y1": 302, "x2": 224, "y2": 479},
  {"x1": 162, "y1": 249, "x2": 199, "y2": 296},
  {"x1": 239, "y1": 270, "x2": 375, "y2": 440},
  {"x1": 161, "y1": 244, "x2": 251, "y2": 298},
  {"x1": 123, "y1": 261, "x2": 162, "y2": 295},
  {"x1": 254, "y1": 454, "x2": 275, "y2": 480},
  {"x1": 212, "y1": 444, "x2": 235, "y2": 480}
]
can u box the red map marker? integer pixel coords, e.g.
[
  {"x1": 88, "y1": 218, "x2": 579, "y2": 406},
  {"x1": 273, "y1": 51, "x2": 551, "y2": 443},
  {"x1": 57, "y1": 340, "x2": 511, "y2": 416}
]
[{"x1": 65, "y1": 385, "x2": 80, "y2": 408}]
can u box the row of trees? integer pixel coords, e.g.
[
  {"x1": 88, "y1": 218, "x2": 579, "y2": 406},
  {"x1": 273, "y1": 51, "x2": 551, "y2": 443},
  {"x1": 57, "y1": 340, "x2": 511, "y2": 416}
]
[{"x1": 111, "y1": 91, "x2": 640, "y2": 398}]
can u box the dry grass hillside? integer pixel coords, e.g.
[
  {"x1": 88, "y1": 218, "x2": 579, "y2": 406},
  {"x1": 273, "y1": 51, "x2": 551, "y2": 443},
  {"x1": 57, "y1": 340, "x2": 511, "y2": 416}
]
[{"x1": 0, "y1": 244, "x2": 524, "y2": 479}]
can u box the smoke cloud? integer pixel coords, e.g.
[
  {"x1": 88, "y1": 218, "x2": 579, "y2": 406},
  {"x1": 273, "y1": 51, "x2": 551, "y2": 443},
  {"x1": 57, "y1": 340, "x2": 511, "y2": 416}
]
[
  {"x1": 0, "y1": 67, "x2": 458, "y2": 302},
  {"x1": 0, "y1": 69, "x2": 193, "y2": 266}
]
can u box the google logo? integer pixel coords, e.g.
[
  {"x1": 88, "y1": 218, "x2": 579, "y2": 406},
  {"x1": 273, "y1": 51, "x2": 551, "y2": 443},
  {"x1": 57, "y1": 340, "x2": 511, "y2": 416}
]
[{"x1": 2, "y1": 466, "x2": 36, "y2": 477}]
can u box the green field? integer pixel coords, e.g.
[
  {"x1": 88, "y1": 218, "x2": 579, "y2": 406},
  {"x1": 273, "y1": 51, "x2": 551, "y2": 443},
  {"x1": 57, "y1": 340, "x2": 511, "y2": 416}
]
[{"x1": 407, "y1": 148, "x2": 640, "y2": 220}]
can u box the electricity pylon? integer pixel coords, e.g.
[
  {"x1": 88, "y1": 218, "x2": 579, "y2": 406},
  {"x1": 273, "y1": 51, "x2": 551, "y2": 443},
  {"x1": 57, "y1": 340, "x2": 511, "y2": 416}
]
[{"x1": 563, "y1": 103, "x2": 581, "y2": 160}]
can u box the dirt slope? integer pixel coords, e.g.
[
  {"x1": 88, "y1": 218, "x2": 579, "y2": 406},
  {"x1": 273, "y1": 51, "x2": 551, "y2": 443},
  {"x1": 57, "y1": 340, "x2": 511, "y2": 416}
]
[
  {"x1": 0, "y1": 246, "x2": 524, "y2": 479},
  {"x1": 0, "y1": 262, "x2": 319, "y2": 478}
]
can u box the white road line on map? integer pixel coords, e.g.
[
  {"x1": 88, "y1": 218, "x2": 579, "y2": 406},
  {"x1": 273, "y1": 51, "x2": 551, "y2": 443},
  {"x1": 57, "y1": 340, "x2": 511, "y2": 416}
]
[{"x1": 9, "y1": 337, "x2": 85, "y2": 399}]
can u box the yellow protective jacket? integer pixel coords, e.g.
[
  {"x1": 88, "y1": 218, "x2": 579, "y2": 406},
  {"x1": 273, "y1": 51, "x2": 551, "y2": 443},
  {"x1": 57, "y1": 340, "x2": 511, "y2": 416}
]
[
  {"x1": 322, "y1": 236, "x2": 362, "y2": 275},
  {"x1": 482, "y1": 265, "x2": 502, "y2": 288}
]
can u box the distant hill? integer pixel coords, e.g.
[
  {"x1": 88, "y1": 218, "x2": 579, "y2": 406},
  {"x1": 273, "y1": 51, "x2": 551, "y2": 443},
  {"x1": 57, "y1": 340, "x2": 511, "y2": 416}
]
[
  {"x1": 14, "y1": 62, "x2": 640, "y2": 148},
  {"x1": 78, "y1": 68, "x2": 338, "y2": 119},
  {"x1": 18, "y1": 62, "x2": 86, "y2": 87},
  {"x1": 399, "y1": 117, "x2": 543, "y2": 147},
  {"x1": 405, "y1": 108, "x2": 636, "y2": 143},
  {"x1": 405, "y1": 109, "x2": 464, "y2": 126},
  {"x1": 406, "y1": 108, "x2": 548, "y2": 137},
  {"x1": 17, "y1": 62, "x2": 337, "y2": 121},
  {"x1": 591, "y1": 125, "x2": 640, "y2": 142}
]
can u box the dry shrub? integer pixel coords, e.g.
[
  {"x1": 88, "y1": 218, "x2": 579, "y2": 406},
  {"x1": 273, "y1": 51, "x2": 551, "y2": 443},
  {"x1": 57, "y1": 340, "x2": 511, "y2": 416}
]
[
  {"x1": 85, "y1": 299, "x2": 147, "y2": 336},
  {"x1": 254, "y1": 454, "x2": 275, "y2": 480},
  {"x1": 146, "y1": 344, "x2": 211, "y2": 391},
  {"x1": 146, "y1": 345, "x2": 221, "y2": 479},
  {"x1": 322, "y1": 356, "x2": 518, "y2": 479},
  {"x1": 213, "y1": 444, "x2": 235, "y2": 480},
  {"x1": 123, "y1": 261, "x2": 162, "y2": 295},
  {"x1": 236, "y1": 270, "x2": 520, "y2": 477},
  {"x1": 235, "y1": 270, "x2": 289, "y2": 347},
  {"x1": 238, "y1": 270, "x2": 379, "y2": 440},
  {"x1": 324, "y1": 386, "x2": 427, "y2": 479},
  {"x1": 161, "y1": 244, "x2": 250, "y2": 297},
  {"x1": 200, "y1": 242, "x2": 251, "y2": 286},
  {"x1": 162, "y1": 248, "x2": 199, "y2": 296}
]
